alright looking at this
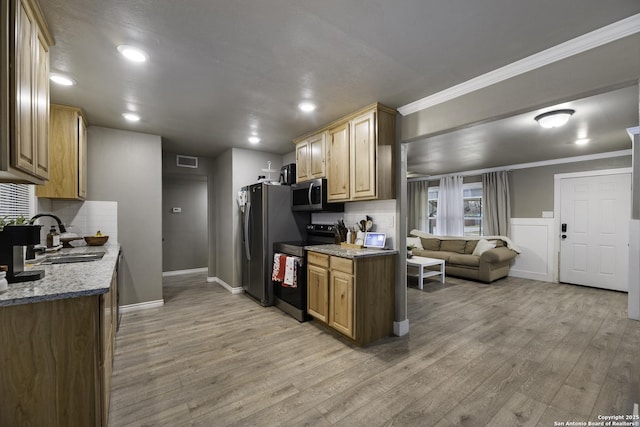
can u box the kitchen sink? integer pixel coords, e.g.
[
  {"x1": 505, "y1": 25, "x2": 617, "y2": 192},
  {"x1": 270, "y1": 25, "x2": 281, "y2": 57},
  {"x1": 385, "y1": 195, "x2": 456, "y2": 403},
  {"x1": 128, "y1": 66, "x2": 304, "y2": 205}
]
[{"x1": 37, "y1": 252, "x2": 106, "y2": 264}]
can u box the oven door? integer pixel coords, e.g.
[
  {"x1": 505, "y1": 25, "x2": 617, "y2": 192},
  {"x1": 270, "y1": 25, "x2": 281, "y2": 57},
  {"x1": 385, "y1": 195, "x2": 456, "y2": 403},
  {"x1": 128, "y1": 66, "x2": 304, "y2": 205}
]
[{"x1": 273, "y1": 262, "x2": 307, "y2": 310}]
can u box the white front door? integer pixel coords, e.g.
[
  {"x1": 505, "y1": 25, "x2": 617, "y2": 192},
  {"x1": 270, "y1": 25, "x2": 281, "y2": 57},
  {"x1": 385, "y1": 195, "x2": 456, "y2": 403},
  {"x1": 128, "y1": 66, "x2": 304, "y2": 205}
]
[{"x1": 559, "y1": 173, "x2": 631, "y2": 291}]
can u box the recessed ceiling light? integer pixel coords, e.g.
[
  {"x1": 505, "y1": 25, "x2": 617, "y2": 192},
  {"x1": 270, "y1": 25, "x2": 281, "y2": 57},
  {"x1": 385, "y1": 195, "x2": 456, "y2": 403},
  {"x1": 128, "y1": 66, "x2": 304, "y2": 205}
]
[
  {"x1": 122, "y1": 112, "x2": 140, "y2": 122},
  {"x1": 117, "y1": 45, "x2": 149, "y2": 63},
  {"x1": 248, "y1": 136, "x2": 260, "y2": 144},
  {"x1": 298, "y1": 102, "x2": 316, "y2": 113},
  {"x1": 575, "y1": 138, "x2": 590, "y2": 145},
  {"x1": 49, "y1": 73, "x2": 76, "y2": 86},
  {"x1": 534, "y1": 109, "x2": 575, "y2": 129}
]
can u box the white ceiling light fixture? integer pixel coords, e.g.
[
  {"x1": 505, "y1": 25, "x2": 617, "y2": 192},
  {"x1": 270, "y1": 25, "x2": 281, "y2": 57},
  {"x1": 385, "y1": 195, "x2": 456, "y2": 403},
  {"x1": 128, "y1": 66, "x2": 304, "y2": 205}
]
[
  {"x1": 298, "y1": 102, "x2": 316, "y2": 113},
  {"x1": 117, "y1": 45, "x2": 149, "y2": 63},
  {"x1": 122, "y1": 112, "x2": 140, "y2": 122},
  {"x1": 248, "y1": 136, "x2": 260, "y2": 144},
  {"x1": 534, "y1": 109, "x2": 575, "y2": 129},
  {"x1": 49, "y1": 73, "x2": 76, "y2": 86},
  {"x1": 575, "y1": 138, "x2": 590, "y2": 145}
]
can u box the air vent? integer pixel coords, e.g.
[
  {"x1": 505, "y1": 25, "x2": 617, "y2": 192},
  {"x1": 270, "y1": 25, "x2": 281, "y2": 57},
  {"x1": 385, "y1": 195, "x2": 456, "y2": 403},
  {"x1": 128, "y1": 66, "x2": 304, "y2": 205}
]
[{"x1": 176, "y1": 155, "x2": 198, "y2": 169}]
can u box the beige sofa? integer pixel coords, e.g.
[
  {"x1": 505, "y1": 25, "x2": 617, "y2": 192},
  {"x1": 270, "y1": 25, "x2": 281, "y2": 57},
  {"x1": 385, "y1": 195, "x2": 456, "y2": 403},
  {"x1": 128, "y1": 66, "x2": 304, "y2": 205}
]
[{"x1": 408, "y1": 230, "x2": 519, "y2": 283}]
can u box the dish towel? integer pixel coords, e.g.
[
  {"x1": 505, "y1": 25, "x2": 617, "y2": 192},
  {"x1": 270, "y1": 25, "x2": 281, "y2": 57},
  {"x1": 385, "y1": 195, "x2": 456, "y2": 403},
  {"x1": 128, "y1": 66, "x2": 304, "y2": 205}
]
[
  {"x1": 282, "y1": 256, "x2": 302, "y2": 288},
  {"x1": 271, "y1": 253, "x2": 287, "y2": 282}
]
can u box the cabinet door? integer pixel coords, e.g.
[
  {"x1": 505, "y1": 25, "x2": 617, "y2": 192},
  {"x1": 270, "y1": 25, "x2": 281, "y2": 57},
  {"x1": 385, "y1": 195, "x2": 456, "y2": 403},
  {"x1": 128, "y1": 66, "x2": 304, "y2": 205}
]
[
  {"x1": 350, "y1": 110, "x2": 377, "y2": 200},
  {"x1": 295, "y1": 140, "x2": 309, "y2": 182},
  {"x1": 326, "y1": 123, "x2": 350, "y2": 202},
  {"x1": 307, "y1": 264, "x2": 329, "y2": 322},
  {"x1": 329, "y1": 270, "x2": 355, "y2": 339},
  {"x1": 308, "y1": 132, "x2": 325, "y2": 178},
  {"x1": 78, "y1": 115, "x2": 87, "y2": 198},
  {"x1": 33, "y1": 29, "x2": 49, "y2": 179},
  {"x1": 14, "y1": 0, "x2": 35, "y2": 174}
]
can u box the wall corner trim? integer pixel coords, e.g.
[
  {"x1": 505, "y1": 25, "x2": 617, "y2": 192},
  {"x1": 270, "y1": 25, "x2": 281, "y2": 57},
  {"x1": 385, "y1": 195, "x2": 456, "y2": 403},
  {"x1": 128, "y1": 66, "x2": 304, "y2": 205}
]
[
  {"x1": 208, "y1": 276, "x2": 244, "y2": 294},
  {"x1": 393, "y1": 319, "x2": 410, "y2": 336}
]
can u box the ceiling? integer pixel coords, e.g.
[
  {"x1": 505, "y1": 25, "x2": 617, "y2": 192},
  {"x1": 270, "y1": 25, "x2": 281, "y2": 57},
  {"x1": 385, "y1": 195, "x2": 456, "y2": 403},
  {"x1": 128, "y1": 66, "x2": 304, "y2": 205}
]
[{"x1": 40, "y1": 1, "x2": 640, "y2": 164}]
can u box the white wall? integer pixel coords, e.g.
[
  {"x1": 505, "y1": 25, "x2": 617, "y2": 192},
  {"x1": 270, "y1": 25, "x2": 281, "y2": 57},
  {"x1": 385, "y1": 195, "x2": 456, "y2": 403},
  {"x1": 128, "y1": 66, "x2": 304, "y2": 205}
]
[{"x1": 509, "y1": 218, "x2": 556, "y2": 282}]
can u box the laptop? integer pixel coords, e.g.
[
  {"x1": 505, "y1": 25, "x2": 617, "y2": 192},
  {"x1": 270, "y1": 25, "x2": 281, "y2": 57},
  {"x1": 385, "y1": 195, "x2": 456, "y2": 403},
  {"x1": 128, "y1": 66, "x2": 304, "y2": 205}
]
[{"x1": 363, "y1": 232, "x2": 386, "y2": 249}]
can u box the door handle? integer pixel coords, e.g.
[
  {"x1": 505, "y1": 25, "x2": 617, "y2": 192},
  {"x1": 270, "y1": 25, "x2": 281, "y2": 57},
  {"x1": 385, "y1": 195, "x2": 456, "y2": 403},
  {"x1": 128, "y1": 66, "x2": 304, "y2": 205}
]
[
  {"x1": 308, "y1": 182, "x2": 313, "y2": 206},
  {"x1": 561, "y1": 234, "x2": 567, "y2": 240},
  {"x1": 244, "y1": 202, "x2": 251, "y2": 261}
]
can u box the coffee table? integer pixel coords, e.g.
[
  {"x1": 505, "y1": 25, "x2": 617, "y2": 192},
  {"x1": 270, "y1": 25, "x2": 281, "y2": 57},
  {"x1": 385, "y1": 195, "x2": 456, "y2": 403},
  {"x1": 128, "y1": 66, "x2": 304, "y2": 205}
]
[{"x1": 406, "y1": 256, "x2": 445, "y2": 290}]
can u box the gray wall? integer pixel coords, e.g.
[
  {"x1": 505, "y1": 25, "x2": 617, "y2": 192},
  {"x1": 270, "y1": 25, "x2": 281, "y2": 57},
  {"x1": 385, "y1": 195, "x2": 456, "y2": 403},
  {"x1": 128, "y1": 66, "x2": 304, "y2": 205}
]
[
  {"x1": 161, "y1": 152, "x2": 214, "y2": 273},
  {"x1": 510, "y1": 156, "x2": 632, "y2": 218},
  {"x1": 87, "y1": 126, "x2": 163, "y2": 305},
  {"x1": 213, "y1": 148, "x2": 283, "y2": 288}
]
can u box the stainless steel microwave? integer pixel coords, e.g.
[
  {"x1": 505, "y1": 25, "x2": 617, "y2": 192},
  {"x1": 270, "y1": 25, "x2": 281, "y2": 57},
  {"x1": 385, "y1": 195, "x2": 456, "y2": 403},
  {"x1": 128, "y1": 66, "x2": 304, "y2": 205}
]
[{"x1": 291, "y1": 179, "x2": 344, "y2": 212}]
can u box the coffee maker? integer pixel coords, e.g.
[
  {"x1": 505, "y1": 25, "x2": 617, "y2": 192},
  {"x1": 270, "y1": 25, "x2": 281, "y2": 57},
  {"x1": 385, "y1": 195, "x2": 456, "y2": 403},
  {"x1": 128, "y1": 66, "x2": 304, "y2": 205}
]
[
  {"x1": 279, "y1": 163, "x2": 296, "y2": 185},
  {"x1": 0, "y1": 225, "x2": 45, "y2": 283}
]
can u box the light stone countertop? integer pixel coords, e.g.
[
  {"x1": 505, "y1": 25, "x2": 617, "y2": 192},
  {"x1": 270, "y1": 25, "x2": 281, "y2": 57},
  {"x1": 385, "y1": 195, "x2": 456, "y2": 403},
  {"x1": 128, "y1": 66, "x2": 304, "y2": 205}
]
[
  {"x1": 304, "y1": 244, "x2": 398, "y2": 259},
  {"x1": 0, "y1": 244, "x2": 121, "y2": 307}
]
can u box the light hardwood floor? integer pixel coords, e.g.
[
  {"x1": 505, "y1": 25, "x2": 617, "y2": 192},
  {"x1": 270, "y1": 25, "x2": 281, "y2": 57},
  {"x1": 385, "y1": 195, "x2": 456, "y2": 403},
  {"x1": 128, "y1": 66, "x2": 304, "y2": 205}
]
[{"x1": 109, "y1": 273, "x2": 639, "y2": 426}]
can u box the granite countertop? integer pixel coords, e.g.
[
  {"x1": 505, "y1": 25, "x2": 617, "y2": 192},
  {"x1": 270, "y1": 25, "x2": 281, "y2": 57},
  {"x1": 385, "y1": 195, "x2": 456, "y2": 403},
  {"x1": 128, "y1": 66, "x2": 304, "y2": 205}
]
[
  {"x1": 0, "y1": 244, "x2": 121, "y2": 307},
  {"x1": 305, "y1": 244, "x2": 398, "y2": 259}
]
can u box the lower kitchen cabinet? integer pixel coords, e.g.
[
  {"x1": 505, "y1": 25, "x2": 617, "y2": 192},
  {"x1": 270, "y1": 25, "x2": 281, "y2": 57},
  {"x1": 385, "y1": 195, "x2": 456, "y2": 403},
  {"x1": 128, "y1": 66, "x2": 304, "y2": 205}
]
[
  {"x1": 307, "y1": 250, "x2": 395, "y2": 346},
  {"x1": 0, "y1": 269, "x2": 118, "y2": 427}
]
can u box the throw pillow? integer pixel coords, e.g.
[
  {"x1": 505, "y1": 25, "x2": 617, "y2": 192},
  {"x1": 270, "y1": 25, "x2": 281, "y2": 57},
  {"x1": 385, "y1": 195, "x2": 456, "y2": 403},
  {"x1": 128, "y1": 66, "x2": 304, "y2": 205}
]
[
  {"x1": 472, "y1": 238, "x2": 496, "y2": 256},
  {"x1": 406, "y1": 236, "x2": 423, "y2": 250}
]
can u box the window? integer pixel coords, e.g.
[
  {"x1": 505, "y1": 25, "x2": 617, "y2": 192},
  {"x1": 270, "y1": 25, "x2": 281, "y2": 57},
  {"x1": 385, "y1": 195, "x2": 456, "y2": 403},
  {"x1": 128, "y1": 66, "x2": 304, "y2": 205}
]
[
  {"x1": 427, "y1": 183, "x2": 483, "y2": 236},
  {"x1": 0, "y1": 184, "x2": 35, "y2": 223}
]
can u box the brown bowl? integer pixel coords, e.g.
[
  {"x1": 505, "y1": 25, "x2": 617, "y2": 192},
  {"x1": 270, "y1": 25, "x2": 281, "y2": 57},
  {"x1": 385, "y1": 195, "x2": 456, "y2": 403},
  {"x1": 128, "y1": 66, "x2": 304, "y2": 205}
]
[{"x1": 84, "y1": 235, "x2": 109, "y2": 246}]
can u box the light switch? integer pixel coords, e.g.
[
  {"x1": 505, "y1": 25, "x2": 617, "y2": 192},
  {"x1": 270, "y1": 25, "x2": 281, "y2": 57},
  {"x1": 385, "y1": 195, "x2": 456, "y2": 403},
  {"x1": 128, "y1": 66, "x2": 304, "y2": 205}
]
[{"x1": 172, "y1": 207, "x2": 182, "y2": 213}]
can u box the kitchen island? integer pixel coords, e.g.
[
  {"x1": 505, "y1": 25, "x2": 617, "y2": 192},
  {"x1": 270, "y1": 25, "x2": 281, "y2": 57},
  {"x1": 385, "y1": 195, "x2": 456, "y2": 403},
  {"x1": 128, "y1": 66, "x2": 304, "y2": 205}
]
[
  {"x1": 305, "y1": 244, "x2": 397, "y2": 346},
  {"x1": 0, "y1": 244, "x2": 120, "y2": 427}
]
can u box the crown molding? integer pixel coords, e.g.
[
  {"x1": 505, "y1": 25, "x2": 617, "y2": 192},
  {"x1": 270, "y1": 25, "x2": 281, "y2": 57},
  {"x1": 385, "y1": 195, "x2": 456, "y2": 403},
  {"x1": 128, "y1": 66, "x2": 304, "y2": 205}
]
[{"x1": 398, "y1": 14, "x2": 640, "y2": 116}]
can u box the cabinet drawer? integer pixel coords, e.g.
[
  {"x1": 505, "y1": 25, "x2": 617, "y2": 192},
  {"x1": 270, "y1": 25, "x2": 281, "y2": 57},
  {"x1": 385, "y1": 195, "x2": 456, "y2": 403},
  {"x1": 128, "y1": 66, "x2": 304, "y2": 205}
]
[
  {"x1": 330, "y1": 256, "x2": 353, "y2": 274},
  {"x1": 308, "y1": 251, "x2": 329, "y2": 268}
]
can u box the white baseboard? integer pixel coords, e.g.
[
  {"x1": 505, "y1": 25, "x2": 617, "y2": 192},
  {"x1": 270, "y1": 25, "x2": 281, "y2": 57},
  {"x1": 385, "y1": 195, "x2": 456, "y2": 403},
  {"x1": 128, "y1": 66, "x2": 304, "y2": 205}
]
[
  {"x1": 120, "y1": 299, "x2": 164, "y2": 313},
  {"x1": 162, "y1": 267, "x2": 208, "y2": 277},
  {"x1": 207, "y1": 276, "x2": 244, "y2": 294},
  {"x1": 394, "y1": 319, "x2": 409, "y2": 336}
]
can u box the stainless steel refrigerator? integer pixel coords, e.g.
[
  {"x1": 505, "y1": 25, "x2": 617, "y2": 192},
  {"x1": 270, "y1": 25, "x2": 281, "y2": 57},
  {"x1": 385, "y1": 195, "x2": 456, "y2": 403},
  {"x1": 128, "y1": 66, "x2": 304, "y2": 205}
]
[{"x1": 239, "y1": 183, "x2": 307, "y2": 306}]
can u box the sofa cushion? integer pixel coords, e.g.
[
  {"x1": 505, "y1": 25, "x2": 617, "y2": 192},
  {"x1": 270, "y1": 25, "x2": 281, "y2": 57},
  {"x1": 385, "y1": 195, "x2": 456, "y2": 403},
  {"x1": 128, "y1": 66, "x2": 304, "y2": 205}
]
[
  {"x1": 440, "y1": 240, "x2": 466, "y2": 254},
  {"x1": 412, "y1": 249, "x2": 450, "y2": 262},
  {"x1": 472, "y1": 239, "x2": 496, "y2": 256},
  {"x1": 465, "y1": 240, "x2": 478, "y2": 254},
  {"x1": 406, "y1": 236, "x2": 423, "y2": 250},
  {"x1": 448, "y1": 254, "x2": 481, "y2": 267},
  {"x1": 419, "y1": 238, "x2": 441, "y2": 251}
]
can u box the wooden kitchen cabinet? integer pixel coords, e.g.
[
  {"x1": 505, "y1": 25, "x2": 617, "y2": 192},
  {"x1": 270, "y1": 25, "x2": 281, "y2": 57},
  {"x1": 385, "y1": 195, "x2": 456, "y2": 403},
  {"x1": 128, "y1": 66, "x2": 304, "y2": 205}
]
[
  {"x1": 0, "y1": 265, "x2": 119, "y2": 427},
  {"x1": 307, "y1": 250, "x2": 395, "y2": 346},
  {"x1": 295, "y1": 131, "x2": 325, "y2": 182},
  {"x1": 36, "y1": 105, "x2": 88, "y2": 199},
  {"x1": 307, "y1": 251, "x2": 329, "y2": 322},
  {"x1": 294, "y1": 103, "x2": 396, "y2": 202},
  {"x1": 326, "y1": 122, "x2": 350, "y2": 202},
  {"x1": 0, "y1": 0, "x2": 54, "y2": 184}
]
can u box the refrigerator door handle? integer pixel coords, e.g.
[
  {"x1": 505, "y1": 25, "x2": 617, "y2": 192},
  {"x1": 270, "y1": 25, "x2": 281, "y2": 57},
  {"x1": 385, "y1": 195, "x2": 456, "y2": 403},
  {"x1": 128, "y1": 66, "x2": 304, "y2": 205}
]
[{"x1": 244, "y1": 201, "x2": 251, "y2": 261}]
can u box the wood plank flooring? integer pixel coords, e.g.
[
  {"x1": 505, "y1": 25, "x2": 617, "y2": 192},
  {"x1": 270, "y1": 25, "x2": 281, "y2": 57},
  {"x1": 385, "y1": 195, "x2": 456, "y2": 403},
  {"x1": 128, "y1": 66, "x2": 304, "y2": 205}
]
[{"x1": 108, "y1": 274, "x2": 640, "y2": 426}]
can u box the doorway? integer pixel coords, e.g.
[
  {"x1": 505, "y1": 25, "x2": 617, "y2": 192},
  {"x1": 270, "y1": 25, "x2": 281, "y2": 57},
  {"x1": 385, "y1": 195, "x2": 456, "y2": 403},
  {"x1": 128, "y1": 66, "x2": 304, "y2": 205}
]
[
  {"x1": 162, "y1": 174, "x2": 208, "y2": 273},
  {"x1": 556, "y1": 169, "x2": 631, "y2": 291}
]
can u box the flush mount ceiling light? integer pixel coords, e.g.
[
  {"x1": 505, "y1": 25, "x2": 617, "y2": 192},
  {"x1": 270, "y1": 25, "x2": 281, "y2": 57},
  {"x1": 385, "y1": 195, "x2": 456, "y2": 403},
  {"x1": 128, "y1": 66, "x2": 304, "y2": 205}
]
[
  {"x1": 117, "y1": 45, "x2": 149, "y2": 63},
  {"x1": 49, "y1": 73, "x2": 76, "y2": 86},
  {"x1": 248, "y1": 136, "x2": 260, "y2": 144},
  {"x1": 575, "y1": 138, "x2": 590, "y2": 145},
  {"x1": 534, "y1": 109, "x2": 575, "y2": 129},
  {"x1": 122, "y1": 112, "x2": 140, "y2": 122},
  {"x1": 298, "y1": 102, "x2": 316, "y2": 113}
]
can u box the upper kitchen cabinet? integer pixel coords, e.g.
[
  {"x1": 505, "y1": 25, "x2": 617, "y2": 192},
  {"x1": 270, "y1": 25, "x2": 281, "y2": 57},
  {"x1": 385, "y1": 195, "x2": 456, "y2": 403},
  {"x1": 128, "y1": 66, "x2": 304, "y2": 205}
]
[
  {"x1": 295, "y1": 103, "x2": 396, "y2": 203},
  {"x1": 295, "y1": 131, "x2": 325, "y2": 182},
  {"x1": 36, "y1": 105, "x2": 88, "y2": 200},
  {"x1": 0, "y1": 0, "x2": 54, "y2": 184}
]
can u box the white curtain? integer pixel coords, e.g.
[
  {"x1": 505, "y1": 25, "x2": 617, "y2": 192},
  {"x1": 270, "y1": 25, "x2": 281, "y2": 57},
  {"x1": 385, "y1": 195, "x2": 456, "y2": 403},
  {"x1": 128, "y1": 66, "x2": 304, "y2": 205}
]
[
  {"x1": 436, "y1": 175, "x2": 464, "y2": 236},
  {"x1": 407, "y1": 180, "x2": 429, "y2": 231},
  {"x1": 482, "y1": 171, "x2": 511, "y2": 236}
]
